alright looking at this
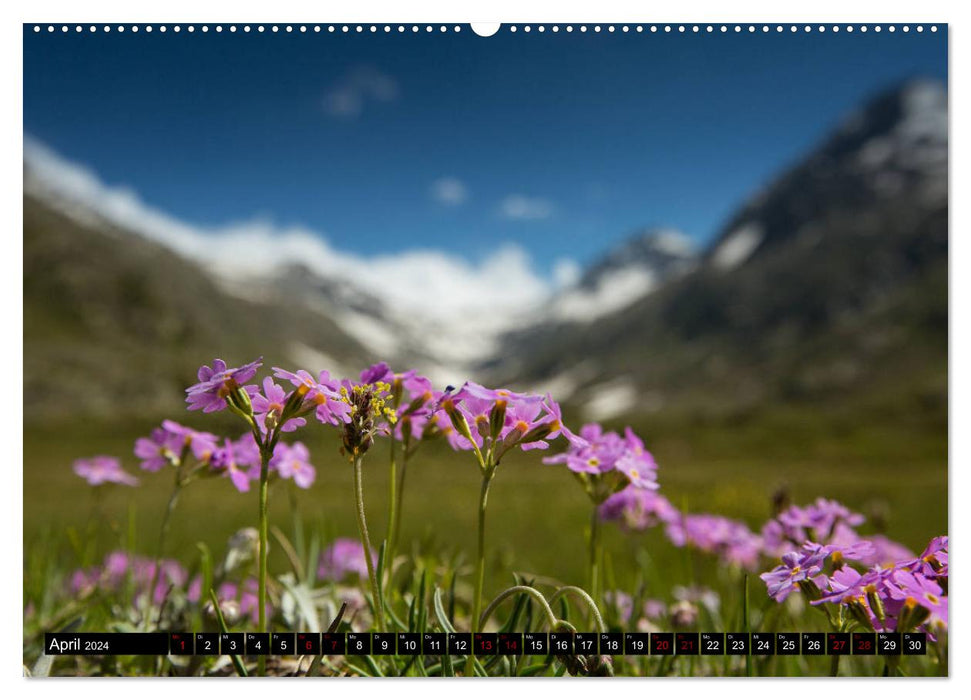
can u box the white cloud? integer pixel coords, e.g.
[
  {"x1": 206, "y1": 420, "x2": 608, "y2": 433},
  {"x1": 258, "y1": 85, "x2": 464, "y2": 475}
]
[
  {"x1": 23, "y1": 138, "x2": 580, "y2": 336},
  {"x1": 322, "y1": 66, "x2": 399, "y2": 118},
  {"x1": 430, "y1": 177, "x2": 468, "y2": 206},
  {"x1": 499, "y1": 194, "x2": 554, "y2": 221}
]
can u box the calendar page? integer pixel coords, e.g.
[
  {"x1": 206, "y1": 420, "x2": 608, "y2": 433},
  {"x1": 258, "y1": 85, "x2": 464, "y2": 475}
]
[{"x1": 22, "y1": 15, "x2": 948, "y2": 680}]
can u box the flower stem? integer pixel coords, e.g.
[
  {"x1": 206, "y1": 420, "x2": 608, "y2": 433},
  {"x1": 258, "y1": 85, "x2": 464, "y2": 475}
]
[
  {"x1": 391, "y1": 455, "x2": 408, "y2": 556},
  {"x1": 385, "y1": 438, "x2": 397, "y2": 559},
  {"x1": 478, "y1": 585, "x2": 559, "y2": 631},
  {"x1": 472, "y1": 470, "x2": 494, "y2": 633},
  {"x1": 257, "y1": 450, "x2": 270, "y2": 677},
  {"x1": 589, "y1": 505, "x2": 602, "y2": 605},
  {"x1": 145, "y1": 481, "x2": 182, "y2": 628},
  {"x1": 547, "y1": 586, "x2": 607, "y2": 633},
  {"x1": 353, "y1": 454, "x2": 386, "y2": 631}
]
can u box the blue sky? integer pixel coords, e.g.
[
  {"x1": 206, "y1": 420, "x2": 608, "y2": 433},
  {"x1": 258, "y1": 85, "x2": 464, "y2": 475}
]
[{"x1": 23, "y1": 25, "x2": 946, "y2": 273}]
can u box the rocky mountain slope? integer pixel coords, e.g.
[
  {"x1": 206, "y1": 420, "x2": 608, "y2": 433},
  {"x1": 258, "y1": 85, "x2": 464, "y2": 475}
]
[
  {"x1": 23, "y1": 193, "x2": 373, "y2": 421},
  {"x1": 497, "y1": 80, "x2": 947, "y2": 420}
]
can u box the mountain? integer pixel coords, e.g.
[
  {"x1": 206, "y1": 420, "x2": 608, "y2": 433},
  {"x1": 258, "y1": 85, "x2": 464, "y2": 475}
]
[
  {"x1": 497, "y1": 80, "x2": 947, "y2": 421},
  {"x1": 22, "y1": 79, "x2": 948, "y2": 427},
  {"x1": 548, "y1": 228, "x2": 697, "y2": 324},
  {"x1": 23, "y1": 192, "x2": 374, "y2": 422},
  {"x1": 708, "y1": 79, "x2": 946, "y2": 270}
]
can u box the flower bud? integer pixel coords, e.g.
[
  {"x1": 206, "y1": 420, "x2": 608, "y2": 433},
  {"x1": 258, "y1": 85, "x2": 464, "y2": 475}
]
[
  {"x1": 443, "y1": 399, "x2": 474, "y2": 443},
  {"x1": 399, "y1": 415, "x2": 413, "y2": 442},
  {"x1": 229, "y1": 385, "x2": 253, "y2": 415},
  {"x1": 282, "y1": 385, "x2": 309, "y2": 418},
  {"x1": 475, "y1": 414, "x2": 490, "y2": 439},
  {"x1": 845, "y1": 597, "x2": 874, "y2": 630},
  {"x1": 797, "y1": 578, "x2": 822, "y2": 602},
  {"x1": 264, "y1": 407, "x2": 281, "y2": 431},
  {"x1": 865, "y1": 586, "x2": 886, "y2": 623},
  {"x1": 520, "y1": 422, "x2": 553, "y2": 445},
  {"x1": 896, "y1": 597, "x2": 930, "y2": 633},
  {"x1": 402, "y1": 393, "x2": 428, "y2": 417},
  {"x1": 489, "y1": 399, "x2": 507, "y2": 441}
]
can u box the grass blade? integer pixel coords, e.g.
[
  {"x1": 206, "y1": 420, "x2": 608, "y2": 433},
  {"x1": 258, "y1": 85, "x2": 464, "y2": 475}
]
[{"x1": 208, "y1": 588, "x2": 248, "y2": 677}]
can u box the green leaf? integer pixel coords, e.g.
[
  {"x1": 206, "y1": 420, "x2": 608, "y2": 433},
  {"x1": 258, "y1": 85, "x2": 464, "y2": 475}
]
[
  {"x1": 208, "y1": 588, "x2": 247, "y2": 677},
  {"x1": 433, "y1": 587, "x2": 456, "y2": 633}
]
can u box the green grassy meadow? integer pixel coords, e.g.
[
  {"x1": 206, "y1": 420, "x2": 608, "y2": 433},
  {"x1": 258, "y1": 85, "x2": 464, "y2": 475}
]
[{"x1": 24, "y1": 403, "x2": 946, "y2": 605}]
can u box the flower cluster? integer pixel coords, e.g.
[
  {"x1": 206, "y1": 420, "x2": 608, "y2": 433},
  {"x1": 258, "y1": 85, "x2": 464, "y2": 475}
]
[
  {"x1": 598, "y1": 487, "x2": 763, "y2": 569},
  {"x1": 430, "y1": 382, "x2": 578, "y2": 468},
  {"x1": 761, "y1": 498, "x2": 865, "y2": 556},
  {"x1": 186, "y1": 356, "x2": 351, "y2": 439},
  {"x1": 760, "y1": 540, "x2": 875, "y2": 602},
  {"x1": 760, "y1": 497, "x2": 915, "y2": 568},
  {"x1": 599, "y1": 487, "x2": 679, "y2": 531},
  {"x1": 272, "y1": 367, "x2": 349, "y2": 427},
  {"x1": 600, "y1": 492, "x2": 916, "y2": 574},
  {"x1": 133, "y1": 420, "x2": 220, "y2": 472},
  {"x1": 317, "y1": 538, "x2": 375, "y2": 582},
  {"x1": 73, "y1": 456, "x2": 139, "y2": 487},
  {"x1": 544, "y1": 423, "x2": 658, "y2": 503},
  {"x1": 666, "y1": 514, "x2": 764, "y2": 570},
  {"x1": 209, "y1": 434, "x2": 317, "y2": 492},
  {"x1": 69, "y1": 551, "x2": 187, "y2": 606},
  {"x1": 189, "y1": 578, "x2": 266, "y2": 626},
  {"x1": 388, "y1": 370, "x2": 447, "y2": 445},
  {"x1": 334, "y1": 364, "x2": 400, "y2": 459},
  {"x1": 129, "y1": 413, "x2": 318, "y2": 493},
  {"x1": 761, "y1": 535, "x2": 948, "y2": 634}
]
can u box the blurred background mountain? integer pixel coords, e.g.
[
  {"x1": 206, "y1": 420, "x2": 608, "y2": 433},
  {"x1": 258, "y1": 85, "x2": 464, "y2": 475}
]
[
  {"x1": 498, "y1": 80, "x2": 947, "y2": 423},
  {"x1": 24, "y1": 80, "x2": 947, "y2": 430}
]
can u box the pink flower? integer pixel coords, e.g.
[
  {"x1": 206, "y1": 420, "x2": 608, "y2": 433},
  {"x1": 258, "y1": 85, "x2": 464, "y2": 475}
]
[
  {"x1": 73, "y1": 456, "x2": 138, "y2": 486},
  {"x1": 185, "y1": 358, "x2": 262, "y2": 413},
  {"x1": 318, "y1": 538, "x2": 374, "y2": 582},
  {"x1": 275, "y1": 442, "x2": 316, "y2": 489},
  {"x1": 251, "y1": 377, "x2": 307, "y2": 433}
]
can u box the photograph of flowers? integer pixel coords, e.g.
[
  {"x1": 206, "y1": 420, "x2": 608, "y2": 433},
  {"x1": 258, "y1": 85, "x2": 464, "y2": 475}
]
[{"x1": 22, "y1": 18, "x2": 948, "y2": 679}]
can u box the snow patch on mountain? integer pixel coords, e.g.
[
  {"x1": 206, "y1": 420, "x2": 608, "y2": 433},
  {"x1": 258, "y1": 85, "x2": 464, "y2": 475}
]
[
  {"x1": 711, "y1": 223, "x2": 764, "y2": 270},
  {"x1": 23, "y1": 138, "x2": 580, "y2": 374},
  {"x1": 582, "y1": 379, "x2": 638, "y2": 421},
  {"x1": 552, "y1": 268, "x2": 657, "y2": 323},
  {"x1": 549, "y1": 228, "x2": 698, "y2": 324}
]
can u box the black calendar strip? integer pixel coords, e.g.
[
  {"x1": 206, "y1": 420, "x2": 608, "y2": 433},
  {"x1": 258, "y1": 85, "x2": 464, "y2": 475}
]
[{"x1": 43, "y1": 631, "x2": 927, "y2": 656}]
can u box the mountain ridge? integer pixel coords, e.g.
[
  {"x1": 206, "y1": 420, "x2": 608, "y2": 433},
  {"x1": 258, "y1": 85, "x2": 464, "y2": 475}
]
[{"x1": 22, "y1": 79, "x2": 948, "y2": 425}]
